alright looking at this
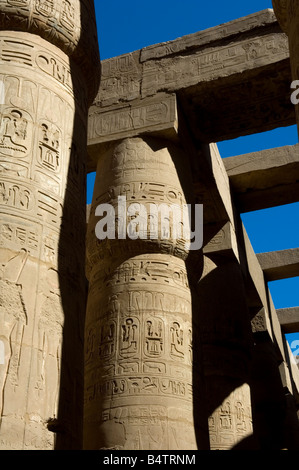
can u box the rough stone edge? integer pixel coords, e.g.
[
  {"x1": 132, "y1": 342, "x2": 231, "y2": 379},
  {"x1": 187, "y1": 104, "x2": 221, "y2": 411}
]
[{"x1": 140, "y1": 9, "x2": 278, "y2": 62}]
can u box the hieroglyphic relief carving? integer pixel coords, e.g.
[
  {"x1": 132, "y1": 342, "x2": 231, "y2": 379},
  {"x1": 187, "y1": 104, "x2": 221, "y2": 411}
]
[
  {"x1": 0, "y1": 0, "x2": 100, "y2": 105},
  {"x1": 0, "y1": 0, "x2": 81, "y2": 55},
  {"x1": 0, "y1": 108, "x2": 32, "y2": 158},
  {"x1": 86, "y1": 137, "x2": 193, "y2": 282},
  {"x1": 33, "y1": 291, "x2": 63, "y2": 421},
  {"x1": 120, "y1": 316, "x2": 139, "y2": 359},
  {"x1": 141, "y1": 33, "x2": 289, "y2": 97},
  {"x1": 208, "y1": 385, "x2": 253, "y2": 450},
  {"x1": 0, "y1": 250, "x2": 28, "y2": 422},
  {"x1": 0, "y1": 0, "x2": 100, "y2": 448},
  {"x1": 35, "y1": 0, "x2": 54, "y2": 17},
  {"x1": 85, "y1": 137, "x2": 199, "y2": 450},
  {"x1": 99, "y1": 321, "x2": 116, "y2": 360},
  {"x1": 88, "y1": 94, "x2": 178, "y2": 145},
  {"x1": 36, "y1": 52, "x2": 73, "y2": 95},
  {"x1": 95, "y1": 52, "x2": 141, "y2": 107},
  {"x1": 144, "y1": 317, "x2": 163, "y2": 358},
  {"x1": 170, "y1": 321, "x2": 184, "y2": 360}
]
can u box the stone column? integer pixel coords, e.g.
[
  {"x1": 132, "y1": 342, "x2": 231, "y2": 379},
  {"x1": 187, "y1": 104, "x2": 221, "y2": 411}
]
[
  {"x1": 85, "y1": 136, "x2": 207, "y2": 450},
  {"x1": 0, "y1": 1, "x2": 100, "y2": 449},
  {"x1": 196, "y1": 255, "x2": 254, "y2": 449},
  {"x1": 273, "y1": 0, "x2": 299, "y2": 135}
]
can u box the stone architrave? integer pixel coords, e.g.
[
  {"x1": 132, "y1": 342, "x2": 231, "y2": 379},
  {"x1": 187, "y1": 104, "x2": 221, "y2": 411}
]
[
  {"x1": 0, "y1": 0, "x2": 100, "y2": 450},
  {"x1": 85, "y1": 136, "x2": 208, "y2": 450}
]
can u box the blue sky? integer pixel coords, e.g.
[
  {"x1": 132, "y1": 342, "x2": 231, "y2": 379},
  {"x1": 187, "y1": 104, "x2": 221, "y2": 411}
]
[{"x1": 90, "y1": 1, "x2": 299, "y2": 353}]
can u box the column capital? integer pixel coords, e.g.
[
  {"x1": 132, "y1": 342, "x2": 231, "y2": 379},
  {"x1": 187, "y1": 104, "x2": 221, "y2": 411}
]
[
  {"x1": 87, "y1": 94, "x2": 179, "y2": 171},
  {"x1": 0, "y1": 0, "x2": 100, "y2": 103}
]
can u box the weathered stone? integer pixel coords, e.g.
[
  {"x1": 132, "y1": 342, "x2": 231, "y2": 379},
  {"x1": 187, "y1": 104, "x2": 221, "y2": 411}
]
[
  {"x1": 257, "y1": 248, "x2": 299, "y2": 281},
  {"x1": 85, "y1": 136, "x2": 207, "y2": 450},
  {"x1": 0, "y1": 0, "x2": 100, "y2": 450},
  {"x1": 0, "y1": 1, "x2": 298, "y2": 451},
  {"x1": 224, "y1": 144, "x2": 299, "y2": 212},
  {"x1": 84, "y1": 7, "x2": 299, "y2": 450},
  {"x1": 87, "y1": 93, "x2": 178, "y2": 171},
  {"x1": 251, "y1": 308, "x2": 273, "y2": 335},
  {"x1": 195, "y1": 256, "x2": 255, "y2": 450},
  {"x1": 88, "y1": 9, "x2": 294, "y2": 171}
]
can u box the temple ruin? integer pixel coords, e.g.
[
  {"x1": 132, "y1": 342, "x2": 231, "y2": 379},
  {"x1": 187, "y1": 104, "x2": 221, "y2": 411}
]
[{"x1": 0, "y1": 0, "x2": 298, "y2": 450}]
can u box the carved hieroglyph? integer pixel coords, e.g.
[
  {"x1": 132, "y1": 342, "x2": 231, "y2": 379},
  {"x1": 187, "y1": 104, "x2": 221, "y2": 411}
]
[
  {"x1": 208, "y1": 384, "x2": 253, "y2": 450},
  {"x1": 197, "y1": 256, "x2": 254, "y2": 449},
  {"x1": 0, "y1": 1, "x2": 100, "y2": 450},
  {"x1": 273, "y1": 0, "x2": 299, "y2": 135},
  {"x1": 85, "y1": 137, "x2": 204, "y2": 450}
]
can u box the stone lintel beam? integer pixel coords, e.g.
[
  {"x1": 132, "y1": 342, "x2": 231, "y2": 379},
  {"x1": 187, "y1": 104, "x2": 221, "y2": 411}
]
[
  {"x1": 140, "y1": 11, "x2": 288, "y2": 98},
  {"x1": 277, "y1": 307, "x2": 299, "y2": 334},
  {"x1": 87, "y1": 101, "x2": 237, "y2": 228},
  {"x1": 87, "y1": 93, "x2": 178, "y2": 172},
  {"x1": 257, "y1": 248, "x2": 299, "y2": 281},
  {"x1": 88, "y1": 10, "x2": 293, "y2": 171},
  {"x1": 203, "y1": 222, "x2": 238, "y2": 260},
  {"x1": 223, "y1": 145, "x2": 299, "y2": 212},
  {"x1": 140, "y1": 9, "x2": 278, "y2": 62},
  {"x1": 251, "y1": 307, "x2": 273, "y2": 337},
  {"x1": 94, "y1": 9, "x2": 285, "y2": 108}
]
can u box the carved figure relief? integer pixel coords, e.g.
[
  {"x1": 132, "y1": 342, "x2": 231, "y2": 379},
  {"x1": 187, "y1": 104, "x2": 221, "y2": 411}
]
[
  {"x1": 7, "y1": 0, "x2": 29, "y2": 7},
  {"x1": 120, "y1": 317, "x2": 139, "y2": 359},
  {"x1": 34, "y1": 293, "x2": 63, "y2": 420},
  {"x1": 0, "y1": 221, "x2": 39, "y2": 253},
  {"x1": 209, "y1": 385, "x2": 253, "y2": 449},
  {"x1": 0, "y1": 250, "x2": 28, "y2": 423}
]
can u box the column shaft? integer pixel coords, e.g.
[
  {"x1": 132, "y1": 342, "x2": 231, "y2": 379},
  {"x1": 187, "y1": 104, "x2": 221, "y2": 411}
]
[
  {"x1": 0, "y1": 1, "x2": 100, "y2": 449},
  {"x1": 85, "y1": 137, "x2": 206, "y2": 450},
  {"x1": 196, "y1": 256, "x2": 254, "y2": 449}
]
